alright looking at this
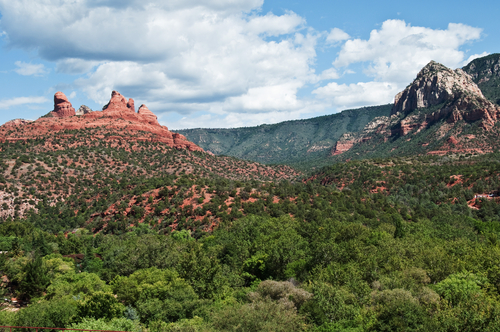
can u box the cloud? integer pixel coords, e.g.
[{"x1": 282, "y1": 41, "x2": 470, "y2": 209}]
[
  {"x1": 314, "y1": 19, "x2": 483, "y2": 109},
  {"x1": 0, "y1": 0, "x2": 321, "y2": 120},
  {"x1": 0, "y1": 96, "x2": 49, "y2": 109},
  {"x1": 0, "y1": 2, "x2": 486, "y2": 127},
  {"x1": 165, "y1": 102, "x2": 327, "y2": 129},
  {"x1": 333, "y1": 20, "x2": 482, "y2": 84},
  {"x1": 14, "y1": 61, "x2": 49, "y2": 76},
  {"x1": 313, "y1": 81, "x2": 399, "y2": 109},
  {"x1": 318, "y1": 68, "x2": 340, "y2": 80},
  {"x1": 326, "y1": 27, "x2": 350, "y2": 44},
  {"x1": 56, "y1": 58, "x2": 101, "y2": 74}
]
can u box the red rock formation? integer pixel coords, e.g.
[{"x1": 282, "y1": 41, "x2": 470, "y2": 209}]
[
  {"x1": 138, "y1": 104, "x2": 159, "y2": 126},
  {"x1": 330, "y1": 138, "x2": 356, "y2": 156},
  {"x1": 127, "y1": 98, "x2": 135, "y2": 112},
  {"x1": 0, "y1": 91, "x2": 204, "y2": 153},
  {"x1": 51, "y1": 92, "x2": 75, "y2": 117},
  {"x1": 103, "y1": 91, "x2": 134, "y2": 113}
]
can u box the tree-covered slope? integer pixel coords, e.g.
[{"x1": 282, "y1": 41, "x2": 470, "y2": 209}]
[
  {"x1": 463, "y1": 53, "x2": 500, "y2": 105},
  {"x1": 178, "y1": 104, "x2": 391, "y2": 166},
  {"x1": 3, "y1": 150, "x2": 500, "y2": 331}
]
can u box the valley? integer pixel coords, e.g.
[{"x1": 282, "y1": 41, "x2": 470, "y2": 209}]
[{"x1": 1, "y1": 53, "x2": 500, "y2": 331}]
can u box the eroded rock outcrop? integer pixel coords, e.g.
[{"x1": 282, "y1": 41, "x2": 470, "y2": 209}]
[
  {"x1": 392, "y1": 61, "x2": 500, "y2": 132},
  {"x1": 331, "y1": 59, "x2": 500, "y2": 157},
  {"x1": 51, "y1": 92, "x2": 75, "y2": 118},
  {"x1": 330, "y1": 134, "x2": 358, "y2": 156},
  {"x1": 392, "y1": 61, "x2": 485, "y2": 116},
  {"x1": 0, "y1": 91, "x2": 204, "y2": 152},
  {"x1": 103, "y1": 91, "x2": 135, "y2": 113},
  {"x1": 138, "y1": 104, "x2": 159, "y2": 126},
  {"x1": 76, "y1": 105, "x2": 92, "y2": 116}
]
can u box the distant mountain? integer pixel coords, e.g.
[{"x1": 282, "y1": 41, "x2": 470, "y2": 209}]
[
  {"x1": 178, "y1": 104, "x2": 391, "y2": 166},
  {"x1": 180, "y1": 54, "x2": 500, "y2": 166},
  {"x1": 329, "y1": 56, "x2": 500, "y2": 161}
]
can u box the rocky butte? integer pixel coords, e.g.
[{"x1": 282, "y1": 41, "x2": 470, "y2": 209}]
[
  {"x1": 49, "y1": 91, "x2": 76, "y2": 118},
  {"x1": 0, "y1": 91, "x2": 204, "y2": 152},
  {"x1": 331, "y1": 60, "x2": 500, "y2": 156}
]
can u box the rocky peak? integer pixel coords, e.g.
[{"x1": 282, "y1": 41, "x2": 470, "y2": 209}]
[
  {"x1": 76, "y1": 105, "x2": 92, "y2": 116},
  {"x1": 103, "y1": 91, "x2": 135, "y2": 113},
  {"x1": 392, "y1": 60, "x2": 485, "y2": 116},
  {"x1": 138, "y1": 104, "x2": 159, "y2": 126},
  {"x1": 127, "y1": 98, "x2": 135, "y2": 112},
  {"x1": 51, "y1": 91, "x2": 76, "y2": 118}
]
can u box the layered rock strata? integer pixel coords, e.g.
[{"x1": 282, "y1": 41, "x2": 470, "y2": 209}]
[
  {"x1": 0, "y1": 91, "x2": 204, "y2": 152},
  {"x1": 51, "y1": 91, "x2": 76, "y2": 117}
]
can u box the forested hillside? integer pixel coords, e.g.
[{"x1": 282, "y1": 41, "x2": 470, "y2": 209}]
[
  {"x1": 2, "y1": 139, "x2": 500, "y2": 330},
  {"x1": 178, "y1": 104, "x2": 391, "y2": 166},
  {"x1": 464, "y1": 53, "x2": 500, "y2": 105}
]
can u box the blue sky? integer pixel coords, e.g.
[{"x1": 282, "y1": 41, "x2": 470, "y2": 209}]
[{"x1": 0, "y1": 0, "x2": 497, "y2": 129}]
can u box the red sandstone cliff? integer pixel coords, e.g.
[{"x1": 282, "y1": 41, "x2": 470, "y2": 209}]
[
  {"x1": 50, "y1": 92, "x2": 76, "y2": 118},
  {"x1": 0, "y1": 91, "x2": 204, "y2": 152}
]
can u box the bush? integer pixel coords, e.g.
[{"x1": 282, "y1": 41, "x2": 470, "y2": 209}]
[{"x1": 71, "y1": 317, "x2": 143, "y2": 332}]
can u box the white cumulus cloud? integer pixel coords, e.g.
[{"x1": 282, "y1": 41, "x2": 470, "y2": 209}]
[
  {"x1": 334, "y1": 20, "x2": 482, "y2": 84},
  {"x1": 0, "y1": 1, "x2": 487, "y2": 127},
  {"x1": 313, "y1": 81, "x2": 399, "y2": 109},
  {"x1": 314, "y1": 19, "x2": 483, "y2": 110},
  {"x1": 14, "y1": 61, "x2": 49, "y2": 76},
  {"x1": 0, "y1": 0, "x2": 322, "y2": 125},
  {"x1": 326, "y1": 27, "x2": 350, "y2": 44},
  {"x1": 0, "y1": 96, "x2": 49, "y2": 109}
]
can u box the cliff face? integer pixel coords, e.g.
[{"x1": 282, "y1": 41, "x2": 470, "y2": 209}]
[
  {"x1": 332, "y1": 59, "x2": 500, "y2": 156},
  {"x1": 391, "y1": 61, "x2": 485, "y2": 116},
  {"x1": 50, "y1": 92, "x2": 76, "y2": 118},
  {"x1": 0, "y1": 91, "x2": 204, "y2": 153}
]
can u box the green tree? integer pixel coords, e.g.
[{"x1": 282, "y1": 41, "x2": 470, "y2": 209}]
[
  {"x1": 18, "y1": 254, "x2": 50, "y2": 299},
  {"x1": 75, "y1": 291, "x2": 125, "y2": 321}
]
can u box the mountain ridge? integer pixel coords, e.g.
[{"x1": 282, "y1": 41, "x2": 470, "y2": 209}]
[
  {"x1": 178, "y1": 104, "x2": 392, "y2": 166},
  {"x1": 180, "y1": 53, "x2": 500, "y2": 166}
]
